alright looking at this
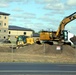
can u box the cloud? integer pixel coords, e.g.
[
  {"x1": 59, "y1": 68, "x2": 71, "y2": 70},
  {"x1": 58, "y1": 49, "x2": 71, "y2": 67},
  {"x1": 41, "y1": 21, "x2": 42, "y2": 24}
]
[
  {"x1": 0, "y1": 0, "x2": 28, "y2": 8},
  {"x1": 0, "y1": 3, "x2": 9, "y2": 7},
  {"x1": 9, "y1": 16, "x2": 17, "y2": 22},
  {"x1": 21, "y1": 19, "x2": 32, "y2": 23},
  {"x1": 35, "y1": 0, "x2": 76, "y2": 11},
  {"x1": 0, "y1": 0, "x2": 28, "y2": 3},
  {"x1": 44, "y1": 0, "x2": 76, "y2": 11},
  {"x1": 13, "y1": 8, "x2": 23, "y2": 12},
  {"x1": 38, "y1": 16, "x2": 51, "y2": 22},
  {"x1": 44, "y1": 2, "x2": 65, "y2": 10},
  {"x1": 67, "y1": 0, "x2": 76, "y2": 6},
  {"x1": 11, "y1": 12, "x2": 36, "y2": 19},
  {"x1": 23, "y1": 12, "x2": 36, "y2": 19},
  {"x1": 35, "y1": 0, "x2": 59, "y2": 4},
  {"x1": 0, "y1": 1, "x2": 9, "y2": 8},
  {"x1": 65, "y1": 25, "x2": 76, "y2": 34},
  {"x1": 12, "y1": 14, "x2": 23, "y2": 19},
  {"x1": 45, "y1": 11, "x2": 64, "y2": 16},
  {"x1": 23, "y1": 22, "x2": 47, "y2": 31},
  {"x1": 25, "y1": 22, "x2": 48, "y2": 32}
]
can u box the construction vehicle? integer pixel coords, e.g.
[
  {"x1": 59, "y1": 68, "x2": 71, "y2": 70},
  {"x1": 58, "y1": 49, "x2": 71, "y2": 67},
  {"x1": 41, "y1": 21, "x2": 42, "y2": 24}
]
[
  {"x1": 16, "y1": 35, "x2": 34, "y2": 47},
  {"x1": 37, "y1": 12, "x2": 76, "y2": 46}
]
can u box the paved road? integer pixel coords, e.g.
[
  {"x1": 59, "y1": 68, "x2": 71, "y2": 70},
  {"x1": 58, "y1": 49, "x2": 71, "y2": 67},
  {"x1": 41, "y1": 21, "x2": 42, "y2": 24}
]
[{"x1": 0, "y1": 63, "x2": 76, "y2": 75}]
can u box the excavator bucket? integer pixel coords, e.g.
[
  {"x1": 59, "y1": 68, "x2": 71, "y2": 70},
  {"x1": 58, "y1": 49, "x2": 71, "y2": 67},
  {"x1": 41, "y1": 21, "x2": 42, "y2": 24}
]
[{"x1": 26, "y1": 38, "x2": 34, "y2": 44}]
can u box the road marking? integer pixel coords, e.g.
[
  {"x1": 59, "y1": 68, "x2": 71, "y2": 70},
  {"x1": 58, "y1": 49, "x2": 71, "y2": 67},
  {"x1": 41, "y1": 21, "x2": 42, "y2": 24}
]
[
  {"x1": 58, "y1": 64, "x2": 76, "y2": 66},
  {"x1": 0, "y1": 70, "x2": 76, "y2": 73}
]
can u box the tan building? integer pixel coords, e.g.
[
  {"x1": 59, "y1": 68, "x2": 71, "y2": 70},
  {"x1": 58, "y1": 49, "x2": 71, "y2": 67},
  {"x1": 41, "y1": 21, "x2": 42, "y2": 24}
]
[
  {"x1": 0, "y1": 12, "x2": 10, "y2": 39},
  {"x1": 0, "y1": 12, "x2": 34, "y2": 42},
  {"x1": 8, "y1": 25, "x2": 34, "y2": 42}
]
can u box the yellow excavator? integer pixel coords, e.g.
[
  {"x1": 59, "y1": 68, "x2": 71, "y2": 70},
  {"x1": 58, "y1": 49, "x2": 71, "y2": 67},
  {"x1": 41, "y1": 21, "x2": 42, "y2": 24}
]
[
  {"x1": 56, "y1": 12, "x2": 76, "y2": 38},
  {"x1": 37, "y1": 12, "x2": 76, "y2": 45}
]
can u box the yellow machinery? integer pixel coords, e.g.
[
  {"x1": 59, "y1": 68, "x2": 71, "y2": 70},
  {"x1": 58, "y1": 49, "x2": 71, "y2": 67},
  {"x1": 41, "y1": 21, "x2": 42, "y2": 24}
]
[
  {"x1": 56, "y1": 12, "x2": 76, "y2": 37},
  {"x1": 26, "y1": 38, "x2": 34, "y2": 44},
  {"x1": 38, "y1": 12, "x2": 76, "y2": 44},
  {"x1": 16, "y1": 35, "x2": 34, "y2": 47}
]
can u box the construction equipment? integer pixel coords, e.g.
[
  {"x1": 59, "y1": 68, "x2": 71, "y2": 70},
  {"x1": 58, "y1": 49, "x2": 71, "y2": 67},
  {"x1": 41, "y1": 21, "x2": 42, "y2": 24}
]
[
  {"x1": 16, "y1": 35, "x2": 34, "y2": 47},
  {"x1": 37, "y1": 12, "x2": 76, "y2": 45}
]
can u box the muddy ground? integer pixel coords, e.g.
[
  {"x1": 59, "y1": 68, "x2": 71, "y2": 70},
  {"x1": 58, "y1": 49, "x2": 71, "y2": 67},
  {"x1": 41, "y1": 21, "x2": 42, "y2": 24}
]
[{"x1": 0, "y1": 43, "x2": 76, "y2": 63}]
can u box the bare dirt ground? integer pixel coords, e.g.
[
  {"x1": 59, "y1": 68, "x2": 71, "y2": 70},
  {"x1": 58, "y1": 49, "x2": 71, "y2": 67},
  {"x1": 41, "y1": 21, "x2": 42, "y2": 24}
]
[{"x1": 0, "y1": 43, "x2": 76, "y2": 63}]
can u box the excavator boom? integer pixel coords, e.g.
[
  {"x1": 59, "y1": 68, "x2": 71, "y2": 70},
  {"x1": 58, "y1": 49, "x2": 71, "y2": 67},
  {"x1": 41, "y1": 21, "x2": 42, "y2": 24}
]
[{"x1": 56, "y1": 12, "x2": 76, "y2": 37}]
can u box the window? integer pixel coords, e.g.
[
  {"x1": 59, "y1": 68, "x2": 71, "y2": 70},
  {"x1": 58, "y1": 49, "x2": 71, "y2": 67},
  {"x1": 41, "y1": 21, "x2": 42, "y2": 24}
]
[
  {"x1": 4, "y1": 36, "x2": 6, "y2": 39},
  {"x1": 0, "y1": 16, "x2": 1, "y2": 19},
  {"x1": 9, "y1": 31, "x2": 11, "y2": 34},
  {"x1": 5, "y1": 16, "x2": 6, "y2": 19},
  {"x1": 0, "y1": 21, "x2": 2, "y2": 26},
  {"x1": 4, "y1": 23, "x2": 6, "y2": 26},
  {"x1": 4, "y1": 30, "x2": 6, "y2": 32},
  {"x1": 24, "y1": 32, "x2": 26, "y2": 35},
  {"x1": 0, "y1": 23, "x2": 2, "y2": 26},
  {"x1": 8, "y1": 35, "x2": 10, "y2": 37}
]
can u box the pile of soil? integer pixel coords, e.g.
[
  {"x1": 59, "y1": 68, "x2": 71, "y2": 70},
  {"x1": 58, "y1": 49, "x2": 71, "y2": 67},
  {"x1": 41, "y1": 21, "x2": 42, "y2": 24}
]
[
  {"x1": 0, "y1": 46, "x2": 11, "y2": 52},
  {"x1": 0, "y1": 44, "x2": 75, "y2": 56},
  {"x1": 0, "y1": 44, "x2": 76, "y2": 63},
  {"x1": 16, "y1": 44, "x2": 75, "y2": 57},
  {"x1": 70, "y1": 36, "x2": 76, "y2": 44}
]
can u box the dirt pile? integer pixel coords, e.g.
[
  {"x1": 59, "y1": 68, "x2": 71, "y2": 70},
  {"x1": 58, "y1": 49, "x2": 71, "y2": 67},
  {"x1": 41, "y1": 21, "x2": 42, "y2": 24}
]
[
  {"x1": 70, "y1": 36, "x2": 76, "y2": 44},
  {"x1": 0, "y1": 44, "x2": 75, "y2": 56},
  {"x1": 0, "y1": 44, "x2": 76, "y2": 63},
  {"x1": 0, "y1": 46, "x2": 11, "y2": 52},
  {"x1": 16, "y1": 44, "x2": 75, "y2": 56}
]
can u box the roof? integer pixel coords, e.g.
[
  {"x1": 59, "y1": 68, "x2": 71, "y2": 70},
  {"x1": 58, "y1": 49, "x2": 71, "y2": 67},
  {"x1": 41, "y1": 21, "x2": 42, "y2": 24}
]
[
  {"x1": 0, "y1": 12, "x2": 10, "y2": 15},
  {"x1": 33, "y1": 33, "x2": 39, "y2": 37},
  {"x1": 9, "y1": 25, "x2": 33, "y2": 31}
]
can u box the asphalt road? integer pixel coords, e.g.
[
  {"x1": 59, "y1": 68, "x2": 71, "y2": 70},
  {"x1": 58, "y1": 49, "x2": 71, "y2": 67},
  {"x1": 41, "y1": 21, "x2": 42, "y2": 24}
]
[{"x1": 0, "y1": 63, "x2": 76, "y2": 75}]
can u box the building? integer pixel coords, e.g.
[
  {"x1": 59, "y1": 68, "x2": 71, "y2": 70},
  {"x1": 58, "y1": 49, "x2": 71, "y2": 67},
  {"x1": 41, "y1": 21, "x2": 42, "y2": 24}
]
[
  {"x1": 0, "y1": 12, "x2": 10, "y2": 39},
  {"x1": 8, "y1": 25, "x2": 34, "y2": 41},
  {"x1": 9, "y1": 25, "x2": 33, "y2": 36},
  {"x1": 33, "y1": 33, "x2": 39, "y2": 41},
  {"x1": 0, "y1": 12, "x2": 34, "y2": 42}
]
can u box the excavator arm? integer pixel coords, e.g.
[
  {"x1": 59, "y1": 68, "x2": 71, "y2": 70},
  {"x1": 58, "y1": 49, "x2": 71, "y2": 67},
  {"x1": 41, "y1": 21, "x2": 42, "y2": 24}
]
[{"x1": 56, "y1": 12, "x2": 76, "y2": 37}]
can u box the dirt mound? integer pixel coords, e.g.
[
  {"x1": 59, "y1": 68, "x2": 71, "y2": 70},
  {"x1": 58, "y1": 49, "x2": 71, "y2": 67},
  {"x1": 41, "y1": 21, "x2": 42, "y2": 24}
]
[
  {"x1": 0, "y1": 46, "x2": 11, "y2": 52},
  {"x1": 0, "y1": 44, "x2": 75, "y2": 63},
  {"x1": 0, "y1": 44, "x2": 75, "y2": 56},
  {"x1": 70, "y1": 36, "x2": 76, "y2": 44},
  {"x1": 16, "y1": 44, "x2": 75, "y2": 57}
]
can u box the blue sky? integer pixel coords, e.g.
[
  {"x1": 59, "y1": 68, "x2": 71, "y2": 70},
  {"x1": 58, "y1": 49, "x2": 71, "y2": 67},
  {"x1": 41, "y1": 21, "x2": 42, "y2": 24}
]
[{"x1": 0, "y1": 0, "x2": 76, "y2": 34}]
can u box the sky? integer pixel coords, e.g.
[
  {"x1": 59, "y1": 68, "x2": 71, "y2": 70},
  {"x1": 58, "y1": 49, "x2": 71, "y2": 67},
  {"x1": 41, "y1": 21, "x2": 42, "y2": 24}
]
[{"x1": 0, "y1": 0, "x2": 76, "y2": 34}]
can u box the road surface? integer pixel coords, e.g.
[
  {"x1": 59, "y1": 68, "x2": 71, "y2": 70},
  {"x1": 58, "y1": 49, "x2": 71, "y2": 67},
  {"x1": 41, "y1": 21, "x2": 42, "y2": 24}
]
[{"x1": 0, "y1": 63, "x2": 76, "y2": 75}]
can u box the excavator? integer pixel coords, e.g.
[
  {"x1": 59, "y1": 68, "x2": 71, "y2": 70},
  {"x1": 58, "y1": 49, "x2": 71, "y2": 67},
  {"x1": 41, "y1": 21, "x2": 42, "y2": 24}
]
[{"x1": 37, "y1": 12, "x2": 76, "y2": 46}]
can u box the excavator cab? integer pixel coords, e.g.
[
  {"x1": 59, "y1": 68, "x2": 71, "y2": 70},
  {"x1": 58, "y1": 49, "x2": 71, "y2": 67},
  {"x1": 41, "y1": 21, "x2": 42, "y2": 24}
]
[
  {"x1": 62, "y1": 30, "x2": 75, "y2": 45},
  {"x1": 62, "y1": 30, "x2": 68, "y2": 41}
]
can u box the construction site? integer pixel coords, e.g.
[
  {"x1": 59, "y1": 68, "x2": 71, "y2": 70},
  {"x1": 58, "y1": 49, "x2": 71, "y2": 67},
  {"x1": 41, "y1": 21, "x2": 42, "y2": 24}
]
[
  {"x1": 0, "y1": 12, "x2": 76, "y2": 63},
  {"x1": 0, "y1": 43, "x2": 76, "y2": 63}
]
